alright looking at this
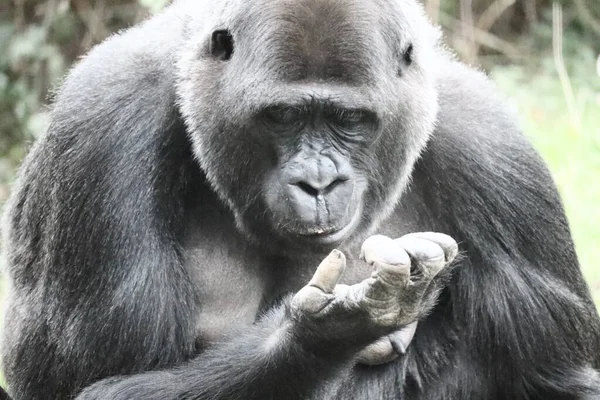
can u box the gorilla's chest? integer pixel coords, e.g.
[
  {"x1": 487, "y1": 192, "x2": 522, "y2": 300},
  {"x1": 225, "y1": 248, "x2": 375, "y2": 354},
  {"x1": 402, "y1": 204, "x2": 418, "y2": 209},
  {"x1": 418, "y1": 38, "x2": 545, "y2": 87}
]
[
  {"x1": 181, "y1": 223, "x2": 374, "y2": 346},
  {"x1": 182, "y1": 221, "x2": 268, "y2": 344}
]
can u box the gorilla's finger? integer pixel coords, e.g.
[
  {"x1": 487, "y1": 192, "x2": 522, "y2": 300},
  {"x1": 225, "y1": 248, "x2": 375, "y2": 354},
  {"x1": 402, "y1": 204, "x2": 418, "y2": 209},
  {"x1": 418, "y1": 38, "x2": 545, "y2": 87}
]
[
  {"x1": 408, "y1": 232, "x2": 459, "y2": 263},
  {"x1": 291, "y1": 286, "x2": 334, "y2": 315},
  {"x1": 360, "y1": 237, "x2": 411, "y2": 301},
  {"x1": 355, "y1": 322, "x2": 418, "y2": 365},
  {"x1": 394, "y1": 236, "x2": 445, "y2": 279},
  {"x1": 308, "y1": 249, "x2": 346, "y2": 294},
  {"x1": 389, "y1": 321, "x2": 418, "y2": 356},
  {"x1": 292, "y1": 251, "x2": 345, "y2": 315},
  {"x1": 356, "y1": 337, "x2": 399, "y2": 366},
  {"x1": 360, "y1": 235, "x2": 410, "y2": 266}
]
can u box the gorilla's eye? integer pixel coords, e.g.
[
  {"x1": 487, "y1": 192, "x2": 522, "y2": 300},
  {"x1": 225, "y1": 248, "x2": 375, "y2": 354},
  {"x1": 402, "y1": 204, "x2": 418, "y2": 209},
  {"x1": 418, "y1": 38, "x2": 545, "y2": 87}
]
[
  {"x1": 331, "y1": 109, "x2": 374, "y2": 134},
  {"x1": 263, "y1": 105, "x2": 304, "y2": 127},
  {"x1": 210, "y1": 30, "x2": 234, "y2": 61}
]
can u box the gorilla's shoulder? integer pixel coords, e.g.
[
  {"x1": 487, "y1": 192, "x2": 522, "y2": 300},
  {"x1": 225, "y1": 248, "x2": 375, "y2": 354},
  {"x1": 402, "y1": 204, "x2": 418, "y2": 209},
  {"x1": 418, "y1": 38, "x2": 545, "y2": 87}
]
[
  {"x1": 51, "y1": 6, "x2": 189, "y2": 127},
  {"x1": 434, "y1": 59, "x2": 525, "y2": 150},
  {"x1": 27, "y1": 6, "x2": 196, "y2": 185},
  {"x1": 412, "y1": 58, "x2": 563, "y2": 228},
  {"x1": 424, "y1": 58, "x2": 544, "y2": 178}
]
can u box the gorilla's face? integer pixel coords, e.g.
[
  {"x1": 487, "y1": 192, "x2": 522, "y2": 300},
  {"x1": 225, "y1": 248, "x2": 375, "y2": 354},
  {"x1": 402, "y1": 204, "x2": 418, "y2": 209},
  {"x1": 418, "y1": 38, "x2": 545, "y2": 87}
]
[
  {"x1": 177, "y1": 0, "x2": 439, "y2": 248},
  {"x1": 256, "y1": 101, "x2": 375, "y2": 244}
]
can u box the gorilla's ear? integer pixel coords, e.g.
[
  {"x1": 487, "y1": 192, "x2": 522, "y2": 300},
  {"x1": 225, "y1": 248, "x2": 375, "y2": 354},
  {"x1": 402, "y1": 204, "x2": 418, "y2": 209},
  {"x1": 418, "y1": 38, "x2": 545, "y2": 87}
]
[
  {"x1": 210, "y1": 30, "x2": 234, "y2": 61},
  {"x1": 397, "y1": 43, "x2": 413, "y2": 77},
  {"x1": 403, "y1": 44, "x2": 413, "y2": 66}
]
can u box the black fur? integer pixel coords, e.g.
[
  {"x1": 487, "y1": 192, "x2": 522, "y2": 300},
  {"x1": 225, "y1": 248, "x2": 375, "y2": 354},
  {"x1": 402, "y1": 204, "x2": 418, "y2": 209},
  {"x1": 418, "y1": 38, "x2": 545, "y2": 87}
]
[{"x1": 2, "y1": 0, "x2": 600, "y2": 399}]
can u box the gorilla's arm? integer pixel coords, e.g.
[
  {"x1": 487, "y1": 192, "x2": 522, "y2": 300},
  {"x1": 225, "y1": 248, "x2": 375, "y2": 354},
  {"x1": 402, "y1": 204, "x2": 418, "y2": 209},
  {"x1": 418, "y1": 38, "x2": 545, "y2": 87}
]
[
  {"x1": 75, "y1": 300, "x2": 345, "y2": 400},
  {"x1": 1, "y1": 14, "x2": 197, "y2": 399},
  {"x1": 406, "y1": 61, "x2": 600, "y2": 399}
]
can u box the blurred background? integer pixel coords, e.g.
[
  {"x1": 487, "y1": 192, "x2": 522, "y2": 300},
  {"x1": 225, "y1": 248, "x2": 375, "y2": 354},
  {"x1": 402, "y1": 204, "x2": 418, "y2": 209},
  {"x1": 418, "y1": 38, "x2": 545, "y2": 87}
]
[{"x1": 0, "y1": 0, "x2": 598, "y2": 332}]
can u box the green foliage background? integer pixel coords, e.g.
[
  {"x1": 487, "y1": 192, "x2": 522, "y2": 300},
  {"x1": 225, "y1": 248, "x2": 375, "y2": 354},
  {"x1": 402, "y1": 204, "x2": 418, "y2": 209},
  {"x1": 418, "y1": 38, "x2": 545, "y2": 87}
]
[{"x1": 0, "y1": 2, "x2": 598, "y2": 387}]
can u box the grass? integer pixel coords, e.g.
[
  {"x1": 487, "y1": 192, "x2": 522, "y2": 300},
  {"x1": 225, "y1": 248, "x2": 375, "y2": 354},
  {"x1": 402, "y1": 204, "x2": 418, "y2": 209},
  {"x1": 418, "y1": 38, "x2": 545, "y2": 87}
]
[{"x1": 0, "y1": 61, "x2": 598, "y2": 388}]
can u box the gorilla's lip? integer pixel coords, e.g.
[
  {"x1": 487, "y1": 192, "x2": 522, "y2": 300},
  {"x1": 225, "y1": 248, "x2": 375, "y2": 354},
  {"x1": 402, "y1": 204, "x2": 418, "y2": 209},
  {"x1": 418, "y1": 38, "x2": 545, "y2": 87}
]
[{"x1": 297, "y1": 205, "x2": 363, "y2": 245}]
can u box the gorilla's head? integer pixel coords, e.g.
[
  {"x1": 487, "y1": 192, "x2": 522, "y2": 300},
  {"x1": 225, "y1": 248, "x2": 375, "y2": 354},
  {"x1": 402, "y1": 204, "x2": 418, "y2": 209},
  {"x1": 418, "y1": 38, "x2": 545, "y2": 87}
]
[{"x1": 177, "y1": 0, "x2": 440, "y2": 250}]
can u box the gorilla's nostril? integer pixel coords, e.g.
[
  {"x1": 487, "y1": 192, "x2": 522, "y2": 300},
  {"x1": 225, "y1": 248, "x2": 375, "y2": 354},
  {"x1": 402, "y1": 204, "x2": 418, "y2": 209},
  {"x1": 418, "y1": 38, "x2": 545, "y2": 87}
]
[
  {"x1": 294, "y1": 178, "x2": 348, "y2": 197},
  {"x1": 324, "y1": 178, "x2": 348, "y2": 194},
  {"x1": 296, "y1": 181, "x2": 320, "y2": 197}
]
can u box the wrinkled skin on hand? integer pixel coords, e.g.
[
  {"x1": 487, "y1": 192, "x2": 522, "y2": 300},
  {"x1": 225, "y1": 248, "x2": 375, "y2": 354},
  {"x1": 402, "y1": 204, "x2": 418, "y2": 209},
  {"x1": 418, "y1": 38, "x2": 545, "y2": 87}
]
[{"x1": 292, "y1": 232, "x2": 458, "y2": 365}]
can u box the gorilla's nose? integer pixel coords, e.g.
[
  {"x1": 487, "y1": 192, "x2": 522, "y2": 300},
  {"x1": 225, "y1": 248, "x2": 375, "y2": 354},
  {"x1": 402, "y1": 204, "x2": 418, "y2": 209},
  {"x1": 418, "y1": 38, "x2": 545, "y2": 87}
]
[
  {"x1": 292, "y1": 176, "x2": 348, "y2": 197},
  {"x1": 280, "y1": 162, "x2": 357, "y2": 229}
]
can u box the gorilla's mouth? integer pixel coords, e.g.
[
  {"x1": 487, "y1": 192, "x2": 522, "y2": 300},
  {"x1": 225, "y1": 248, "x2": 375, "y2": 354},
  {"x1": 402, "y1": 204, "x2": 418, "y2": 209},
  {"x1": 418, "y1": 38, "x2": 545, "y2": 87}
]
[{"x1": 296, "y1": 204, "x2": 363, "y2": 244}]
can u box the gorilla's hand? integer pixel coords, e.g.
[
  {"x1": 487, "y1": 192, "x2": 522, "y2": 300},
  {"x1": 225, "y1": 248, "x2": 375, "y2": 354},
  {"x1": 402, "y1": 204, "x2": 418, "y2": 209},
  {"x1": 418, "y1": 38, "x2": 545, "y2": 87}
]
[
  {"x1": 356, "y1": 233, "x2": 458, "y2": 365},
  {"x1": 291, "y1": 233, "x2": 458, "y2": 362}
]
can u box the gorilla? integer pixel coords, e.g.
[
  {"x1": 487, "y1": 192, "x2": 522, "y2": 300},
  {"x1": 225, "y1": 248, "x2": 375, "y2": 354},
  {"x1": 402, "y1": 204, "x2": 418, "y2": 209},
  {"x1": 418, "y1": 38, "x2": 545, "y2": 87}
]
[{"x1": 2, "y1": 0, "x2": 600, "y2": 399}]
